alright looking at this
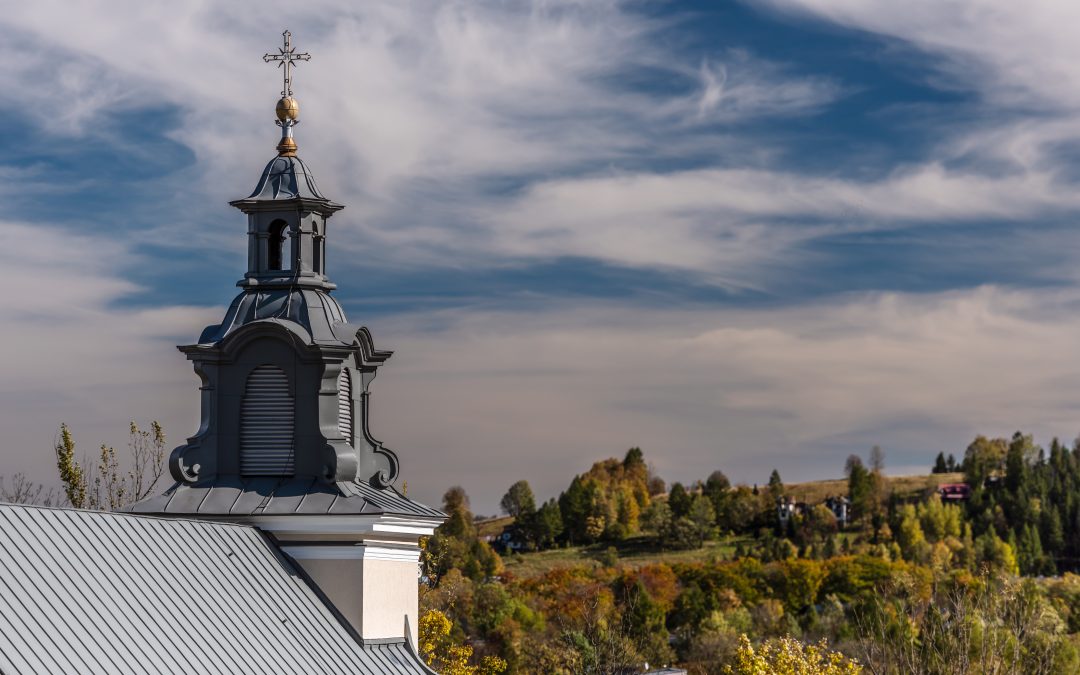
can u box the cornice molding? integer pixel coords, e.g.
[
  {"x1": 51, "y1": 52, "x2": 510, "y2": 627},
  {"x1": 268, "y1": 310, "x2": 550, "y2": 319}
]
[{"x1": 281, "y1": 544, "x2": 420, "y2": 562}]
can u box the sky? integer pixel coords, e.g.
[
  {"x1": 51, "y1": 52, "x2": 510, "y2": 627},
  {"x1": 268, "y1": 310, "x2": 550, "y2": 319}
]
[{"x1": 3, "y1": 0, "x2": 1080, "y2": 514}]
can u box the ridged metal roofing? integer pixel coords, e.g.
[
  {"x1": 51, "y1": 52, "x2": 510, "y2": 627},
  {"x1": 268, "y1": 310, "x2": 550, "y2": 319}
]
[
  {"x1": 127, "y1": 476, "x2": 445, "y2": 518},
  {"x1": 0, "y1": 503, "x2": 435, "y2": 675},
  {"x1": 197, "y1": 288, "x2": 357, "y2": 347},
  {"x1": 243, "y1": 154, "x2": 329, "y2": 201}
]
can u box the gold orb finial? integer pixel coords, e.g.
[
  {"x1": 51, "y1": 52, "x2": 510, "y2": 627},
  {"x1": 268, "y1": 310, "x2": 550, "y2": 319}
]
[{"x1": 276, "y1": 96, "x2": 300, "y2": 122}]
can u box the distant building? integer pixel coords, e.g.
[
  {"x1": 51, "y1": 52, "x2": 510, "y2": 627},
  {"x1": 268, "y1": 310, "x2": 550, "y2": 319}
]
[
  {"x1": 824, "y1": 495, "x2": 850, "y2": 527},
  {"x1": 777, "y1": 496, "x2": 806, "y2": 526},
  {"x1": 492, "y1": 523, "x2": 529, "y2": 553},
  {"x1": 938, "y1": 483, "x2": 972, "y2": 502},
  {"x1": 779, "y1": 495, "x2": 851, "y2": 528}
]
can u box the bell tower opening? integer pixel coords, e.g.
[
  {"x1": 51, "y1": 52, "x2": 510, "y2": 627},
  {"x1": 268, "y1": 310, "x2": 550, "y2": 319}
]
[{"x1": 267, "y1": 219, "x2": 289, "y2": 271}]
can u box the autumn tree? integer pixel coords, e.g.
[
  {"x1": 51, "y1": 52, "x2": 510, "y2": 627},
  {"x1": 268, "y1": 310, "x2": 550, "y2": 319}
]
[
  {"x1": 427, "y1": 487, "x2": 502, "y2": 582},
  {"x1": 557, "y1": 449, "x2": 653, "y2": 544},
  {"x1": 419, "y1": 609, "x2": 507, "y2": 675},
  {"x1": 725, "y1": 635, "x2": 862, "y2": 675}
]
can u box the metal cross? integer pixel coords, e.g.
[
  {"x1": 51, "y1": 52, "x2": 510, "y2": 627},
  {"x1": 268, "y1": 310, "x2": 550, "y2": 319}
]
[{"x1": 263, "y1": 30, "x2": 311, "y2": 98}]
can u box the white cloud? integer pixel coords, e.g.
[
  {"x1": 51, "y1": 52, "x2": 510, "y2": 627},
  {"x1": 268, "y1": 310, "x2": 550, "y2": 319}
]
[
  {"x1": 476, "y1": 161, "x2": 1080, "y2": 286},
  {"x1": 0, "y1": 220, "x2": 218, "y2": 480},
  {"x1": 370, "y1": 285, "x2": 1080, "y2": 511},
  {"x1": 757, "y1": 0, "x2": 1080, "y2": 111}
]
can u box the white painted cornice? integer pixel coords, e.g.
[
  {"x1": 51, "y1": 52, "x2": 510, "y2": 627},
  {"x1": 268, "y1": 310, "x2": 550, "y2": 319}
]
[
  {"x1": 233, "y1": 513, "x2": 442, "y2": 542},
  {"x1": 281, "y1": 544, "x2": 421, "y2": 562}
]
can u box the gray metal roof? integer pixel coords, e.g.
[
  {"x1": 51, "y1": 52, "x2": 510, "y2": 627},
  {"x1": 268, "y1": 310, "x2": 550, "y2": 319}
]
[
  {"x1": 197, "y1": 288, "x2": 367, "y2": 348},
  {"x1": 127, "y1": 475, "x2": 445, "y2": 518},
  {"x1": 0, "y1": 503, "x2": 435, "y2": 675},
  {"x1": 243, "y1": 154, "x2": 329, "y2": 201}
]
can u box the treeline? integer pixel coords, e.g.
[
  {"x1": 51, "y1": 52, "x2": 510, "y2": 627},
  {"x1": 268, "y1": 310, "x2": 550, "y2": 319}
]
[{"x1": 474, "y1": 433, "x2": 1080, "y2": 576}]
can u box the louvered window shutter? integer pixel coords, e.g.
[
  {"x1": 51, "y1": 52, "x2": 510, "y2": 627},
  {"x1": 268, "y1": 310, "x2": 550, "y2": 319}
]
[
  {"x1": 338, "y1": 368, "x2": 353, "y2": 445},
  {"x1": 240, "y1": 365, "x2": 295, "y2": 475}
]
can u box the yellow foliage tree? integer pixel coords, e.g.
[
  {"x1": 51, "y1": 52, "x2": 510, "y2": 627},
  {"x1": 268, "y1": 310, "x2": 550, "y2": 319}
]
[
  {"x1": 724, "y1": 634, "x2": 862, "y2": 675},
  {"x1": 419, "y1": 609, "x2": 507, "y2": 675}
]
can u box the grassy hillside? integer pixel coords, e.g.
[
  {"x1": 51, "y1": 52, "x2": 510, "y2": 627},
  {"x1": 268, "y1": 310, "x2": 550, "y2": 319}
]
[{"x1": 781, "y1": 471, "x2": 963, "y2": 503}]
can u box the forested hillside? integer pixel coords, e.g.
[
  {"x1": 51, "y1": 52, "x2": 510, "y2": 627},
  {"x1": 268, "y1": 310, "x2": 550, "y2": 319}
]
[{"x1": 419, "y1": 434, "x2": 1080, "y2": 674}]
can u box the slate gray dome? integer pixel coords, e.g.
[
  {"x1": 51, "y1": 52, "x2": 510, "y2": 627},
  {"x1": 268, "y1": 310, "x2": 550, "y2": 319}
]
[
  {"x1": 246, "y1": 154, "x2": 327, "y2": 201},
  {"x1": 199, "y1": 287, "x2": 353, "y2": 346}
]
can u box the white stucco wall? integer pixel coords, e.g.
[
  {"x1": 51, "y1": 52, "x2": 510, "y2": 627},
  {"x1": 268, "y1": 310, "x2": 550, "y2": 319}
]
[{"x1": 284, "y1": 544, "x2": 421, "y2": 648}]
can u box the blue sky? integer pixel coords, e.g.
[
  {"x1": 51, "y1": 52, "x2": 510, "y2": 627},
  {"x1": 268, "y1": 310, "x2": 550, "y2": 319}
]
[{"x1": 4, "y1": 0, "x2": 1080, "y2": 513}]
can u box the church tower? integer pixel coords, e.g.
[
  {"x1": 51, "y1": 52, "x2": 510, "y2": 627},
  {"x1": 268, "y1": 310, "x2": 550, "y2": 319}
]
[{"x1": 130, "y1": 32, "x2": 443, "y2": 649}]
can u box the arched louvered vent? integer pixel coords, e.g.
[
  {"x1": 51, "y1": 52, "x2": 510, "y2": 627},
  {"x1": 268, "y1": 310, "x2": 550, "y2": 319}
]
[
  {"x1": 240, "y1": 365, "x2": 294, "y2": 475},
  {"x1": 338, "y1": 367, "x2": 353, "y2": 446}
]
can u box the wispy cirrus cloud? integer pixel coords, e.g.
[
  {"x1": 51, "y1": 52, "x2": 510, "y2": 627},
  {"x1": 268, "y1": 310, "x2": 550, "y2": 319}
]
[{"x1": 757, "y1": 0, "x2": 1080, "y2": 111}]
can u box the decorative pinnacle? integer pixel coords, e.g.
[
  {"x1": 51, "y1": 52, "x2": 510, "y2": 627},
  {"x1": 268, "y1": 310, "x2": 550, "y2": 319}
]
[{"x1": 263, "y1": 30, "x2": 311, "y2": 157}]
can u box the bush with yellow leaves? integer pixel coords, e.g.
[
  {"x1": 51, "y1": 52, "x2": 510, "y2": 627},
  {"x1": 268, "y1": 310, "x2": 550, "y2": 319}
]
[
  {"x1": 724, "y1": 634, "x2": 862, "y2": 675},
  {"x1": 419, "y1": 609, "x2": 507, "y2": 675}
]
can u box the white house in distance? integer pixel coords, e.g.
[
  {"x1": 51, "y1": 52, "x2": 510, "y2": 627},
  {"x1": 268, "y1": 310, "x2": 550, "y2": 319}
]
[{"x1": 0, "y1": 32, "x2": 445, "y2": 675}]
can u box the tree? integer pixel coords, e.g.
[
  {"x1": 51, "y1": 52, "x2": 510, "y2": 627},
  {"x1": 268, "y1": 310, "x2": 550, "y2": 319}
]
[
  {"x1": 641, "y1": 500, "x2": 673, "y2": 537},
  {"x1": 963, "y1": 435, "x2": 1007, "y2": 487},
  {"x1": 620, "y1": 579, "x2": 676, "y2": 666},
  {"x1": 428, "y1": 487, "x2": 502, "y2": 582},
  {"x1": 725, "y1": 635, "x2": 862, "y2": 674},
  {"x1": 869, "y1": 446, "x2": 885, "y2": 473},
  {"x1": 419, "y1": 609, "x2": 507, "y2": 675},
  {"x1": 848, "y1": 461, "x2": 872, "y2": 524},
  {"x1": 704, "y1": 470, "x2": 731, "y2": 532},
  {"x1": 528, "y1": 499, "x2": 563, "y2": 550},
  {"x1": 0, "y1": 474, "x2": 58, "y2": 506},
  {"x1": 623, "y1": 447, "x2": 645, "y2": 473},
  {"x1": 687, "y1": 494, "x2": 717, "y2": 545},
  {"x1": 669, "y1": 482, "x2": 692, "y2": 519},
  {"x1": 647, "y1": 474, "x2": 666, "y2": 496},
  {"x1": 721, "y1": 486, "x2": 764, "y2": 534},
  {"x1": 844, "y1": 455, "x2": 864, "y2": 478},
  {"x1": 54, "y1": 423, "x2": 86, "y2": 508},
  {"x1": 51, "y1": 421, "x2": 166, "y2": 510},
  {"x1": 933, "y1": 452, "x2": 948, "y2": 474},
  {"x1": 768, "y1": 469, "x2": 784, "y2": 494},
  {"x1": 558, "y1": 476, "x2": 590, "y2": 545},
  {"x1": 855, "y1": 575, "x2": 1075, "y2": 675},
  {"x1": 706, "y1": 470, "x2": 731, "y2": 494},
  {"x1": 500, "y1": 480, "x2": 536, "y2": 518},
  {"x1": 1005, "y1": 432, "x2": 1033, "y2": 494}
]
